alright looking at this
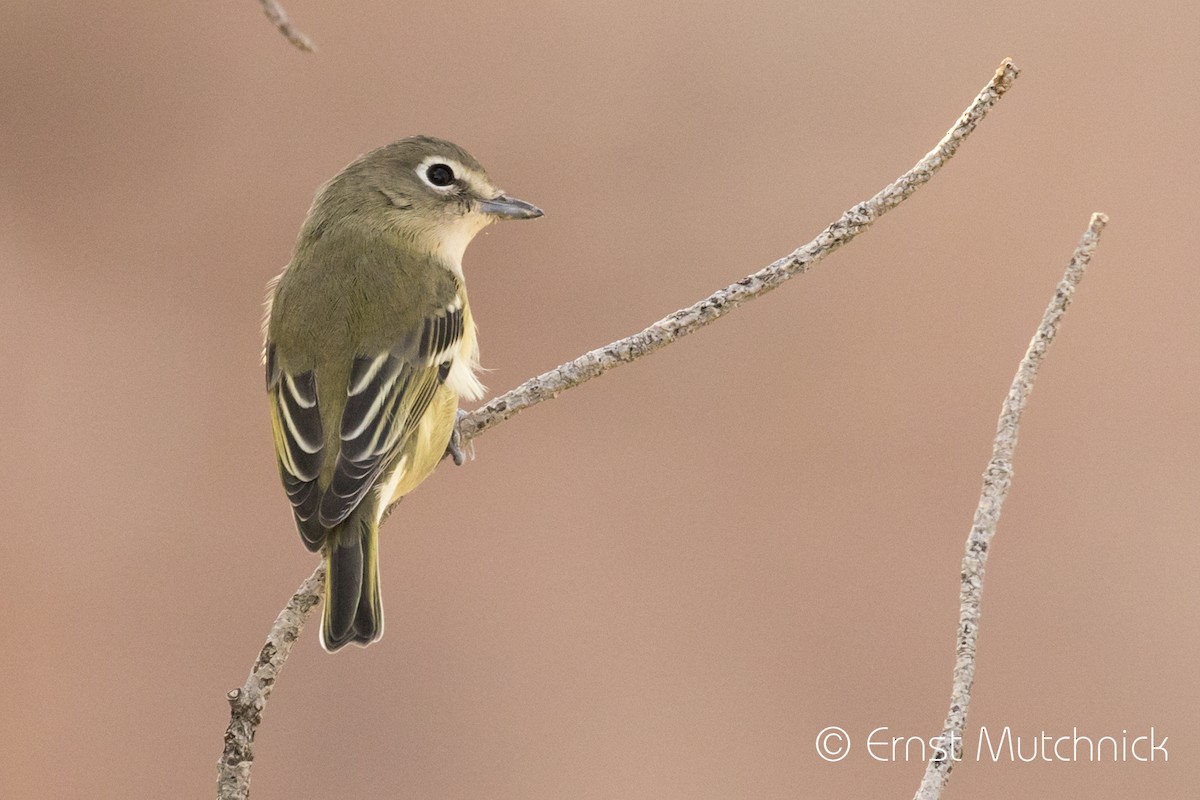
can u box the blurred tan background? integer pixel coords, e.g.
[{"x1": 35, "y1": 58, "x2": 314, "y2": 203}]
[{"x1": 2, "y1": 1, "x2": 1196, "y2": 797}]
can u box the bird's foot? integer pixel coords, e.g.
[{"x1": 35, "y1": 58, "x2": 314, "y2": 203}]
[{"x1": 446, "y1": 409, "x2": 474, "y2": 466}]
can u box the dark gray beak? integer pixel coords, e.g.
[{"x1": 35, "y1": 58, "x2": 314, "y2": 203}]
[{"x1": 479, "y1": 194, "x2": 543, "y2": 220}]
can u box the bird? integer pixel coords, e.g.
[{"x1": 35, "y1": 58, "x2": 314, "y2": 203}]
[{"x1": 263, "y1": 136, "x2": 542, "y2": 651}]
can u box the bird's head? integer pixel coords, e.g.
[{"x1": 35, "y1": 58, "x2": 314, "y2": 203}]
[{"x1": 311, "y1": 135, "x2": 542, "y2": 269}]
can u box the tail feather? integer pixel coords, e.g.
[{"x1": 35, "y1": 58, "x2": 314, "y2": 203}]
[
  {"x1": 321, "y1": 514, "x2": 383, "y2": 651},
  {"x1": 353, "y1": 525, "x2": 383, "y2": 643}
]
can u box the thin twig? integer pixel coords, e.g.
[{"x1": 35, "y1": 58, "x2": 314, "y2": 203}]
[
  {"x1": 911, "y1": 212, "x2": 1109, "y2": 800},
  {"x1": 259, "y1": 0, "x2": 315, "y2": 52},
  {"x1": 218, "y1": 59, "x2": 1022, "y2": 800}
]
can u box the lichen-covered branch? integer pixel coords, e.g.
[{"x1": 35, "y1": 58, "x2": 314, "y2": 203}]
[
  {"x1": 258, "y1": 0, "x2": 314, "y2": 52},
  {"x1": 910, "y1": 212, "x2": 1109, "y2": 800},
  {"x1": 217, "y1": 569, "x2": 323, "y2": 799},
  {"x1": 218, "y1": 59, "x2": 1022, "y2": 800}
]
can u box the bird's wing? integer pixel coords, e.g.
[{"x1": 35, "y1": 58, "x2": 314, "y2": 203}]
[
  {"x1": 266, "y1": 296, "x2": 466, "y2": 549},
  {"x1": 266, "y1": 344, "x2": 325, "y2": 548}
]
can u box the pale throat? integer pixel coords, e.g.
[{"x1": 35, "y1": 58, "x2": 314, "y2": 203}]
[{"x1": 430, "y1": 214, "x2": 492, "y2": 278}]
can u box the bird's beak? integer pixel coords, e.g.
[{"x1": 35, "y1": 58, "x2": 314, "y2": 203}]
[{"x1": 478, "y1": 193, "x2": 543, "y2": 220}]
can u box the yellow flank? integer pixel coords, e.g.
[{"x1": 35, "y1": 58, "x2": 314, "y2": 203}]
[{"x1": 374, "y1": 384, "x2": 459, "y2": 518}]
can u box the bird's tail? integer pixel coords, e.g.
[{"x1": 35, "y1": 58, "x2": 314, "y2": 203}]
[{"x1": 321, "y1": 510, "x2": 383, "y2": 651}]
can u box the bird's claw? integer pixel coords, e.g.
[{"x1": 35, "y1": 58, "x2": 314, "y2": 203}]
[{"x1": 446, "y1": 408, "x2": 473, "y2": 466}]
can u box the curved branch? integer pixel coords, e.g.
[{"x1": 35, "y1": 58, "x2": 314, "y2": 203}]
[
  {"x1": 218, "y1": 569, "x2": 323, "y2": 799},
  {"x1": 448, "y1": 59, "x2": 1021, "y2": 451},
  {"x1": 258, "y1": 0, "x2": 314, "y2": 52},
  {"x1": 910, "y1": 212, "x2": 1109, "y2": 800},
  {"x1": 218, "y1": 59, "x2": 1022, "y2": 800}
]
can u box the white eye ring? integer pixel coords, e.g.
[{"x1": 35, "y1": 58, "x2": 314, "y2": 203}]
[{"x1": 416, "y1": 156, "x2": 465, "y2": 192}]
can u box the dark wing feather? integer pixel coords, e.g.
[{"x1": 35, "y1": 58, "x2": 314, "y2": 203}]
[{"x1": 316, "y1": 354, "x2": 408, "y2": 527}]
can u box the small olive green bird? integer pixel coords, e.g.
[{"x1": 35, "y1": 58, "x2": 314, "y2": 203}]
[{"x1": 264, "y1": 136, "x2": 542, "y2": 651}]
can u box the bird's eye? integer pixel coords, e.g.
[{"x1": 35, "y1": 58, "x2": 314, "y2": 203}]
[{"x1": 426, "y1": 163, "x2": 455, "y2": 187}]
